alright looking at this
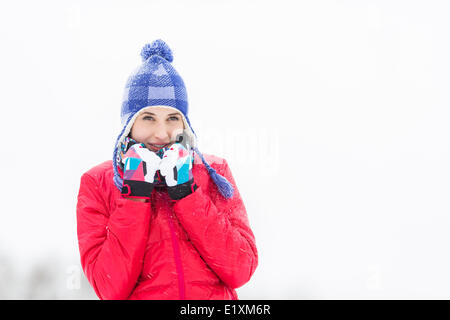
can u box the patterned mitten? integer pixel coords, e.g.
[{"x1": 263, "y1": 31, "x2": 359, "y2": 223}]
[
  {"x1": 121, "y1": 142, "x2": 162, "y2": 199},
  {"x1": 159, "y1": 142, "x2": 198, "y2": 200}
]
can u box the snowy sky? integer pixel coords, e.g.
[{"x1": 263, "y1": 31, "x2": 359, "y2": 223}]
[{"x1": 0, "y1": 0, "x2": 449, "y2": 299}]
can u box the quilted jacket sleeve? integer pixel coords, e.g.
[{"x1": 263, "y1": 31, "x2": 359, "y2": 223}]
[
  {"x1": 76, "y1": 173, "x2": 152, "y2": 300},
  {"x1": 172, "y1": 159, "x2": 258, "y2": 289}
]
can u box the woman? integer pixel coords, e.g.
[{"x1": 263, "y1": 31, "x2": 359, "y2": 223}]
[{"x1": 76, "y1": 39, "x2": 258, "y2": 300}]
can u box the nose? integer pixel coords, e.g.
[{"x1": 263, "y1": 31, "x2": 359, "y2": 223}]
[{"x1": 152, "y1": 122, "x2": 170, "y2": 143}]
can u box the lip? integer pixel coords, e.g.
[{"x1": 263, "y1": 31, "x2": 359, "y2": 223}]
[{"x1": 148, "y1": 143, "x2": 171, "y2": 151}]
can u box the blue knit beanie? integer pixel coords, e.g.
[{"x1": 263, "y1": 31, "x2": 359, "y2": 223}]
[{"x1": 112, "y1": 39, "x2": 234, "y2": 199}]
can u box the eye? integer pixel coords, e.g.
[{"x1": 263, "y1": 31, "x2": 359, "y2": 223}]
[
  {"x1": 168, "y1": 116, "x2": 180, "y2": 121},
  {"x1": 142, "y1": 116, "x2": 154, "y2": 121}
]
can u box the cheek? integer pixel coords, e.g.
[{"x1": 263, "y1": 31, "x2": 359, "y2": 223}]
[
  {"x1": 130, "y1": 122, "x2": 151, "y2": 142},
  {"x1": 173, "y1": 120, "x2": 185, "y2": 131}
]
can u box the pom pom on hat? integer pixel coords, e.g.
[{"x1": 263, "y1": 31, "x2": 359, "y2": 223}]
[{"x1": 140, "y1": 39, "x2": 174, "y2": 62}]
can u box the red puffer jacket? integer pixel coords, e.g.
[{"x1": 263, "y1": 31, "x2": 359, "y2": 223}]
[{"x1": 76, "y1": 153, "x2": 258, "y2": 300}]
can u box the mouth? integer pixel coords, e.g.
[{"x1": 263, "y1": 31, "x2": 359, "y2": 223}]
[{"x1": 147, "y1": 143, "x2": 171, "y2": 151}]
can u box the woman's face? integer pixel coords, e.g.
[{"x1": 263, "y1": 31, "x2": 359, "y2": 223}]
[{"x1": 130, "y1": 106, "x2": 185, "y2": 152}]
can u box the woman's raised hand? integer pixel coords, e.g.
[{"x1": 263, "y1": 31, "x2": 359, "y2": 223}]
[
  {"x1": 159, "y1": 143, "x2": 197, "y2": 200},
  {"x1": 121, "y1": 143, "x2": 162, "y2": 199}
]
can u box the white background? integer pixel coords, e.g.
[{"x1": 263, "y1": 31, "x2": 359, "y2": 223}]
[{"x1": 0, "y1": 0, "x2": 449, "y2": 299}]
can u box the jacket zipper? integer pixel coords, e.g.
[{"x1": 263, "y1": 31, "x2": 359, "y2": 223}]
[{"x1": 167, "y1": 210, "x2": 186, "y2": 300}]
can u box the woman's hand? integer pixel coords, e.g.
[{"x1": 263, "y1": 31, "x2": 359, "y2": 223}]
[
  {"x1": 159, "y1": 143, "x2": 198, "y2": 200},
  {"x1": 121, "y1": 143, "x2": 162, "y2": 199}
]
